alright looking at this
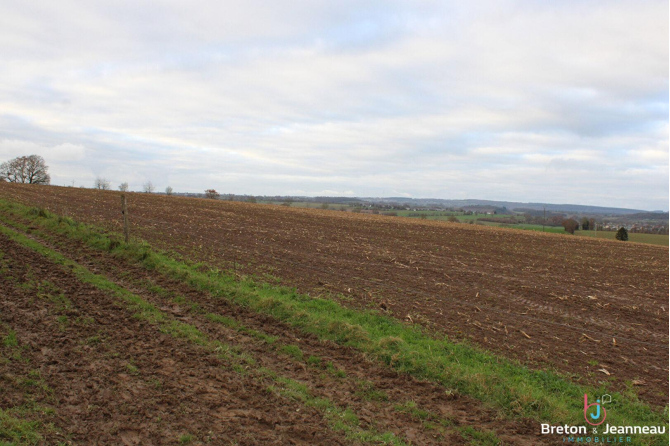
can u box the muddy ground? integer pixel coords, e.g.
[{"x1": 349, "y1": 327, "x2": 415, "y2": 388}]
[
  {"x1": 0, "y1": 232, "x2": 353, "y2": 445},
  {"x1": 0, "y1": 223, "x2": 557, "y2": 444},
  {"x1": 0, "y1": 183, "x2": 667, "y2": 407}
]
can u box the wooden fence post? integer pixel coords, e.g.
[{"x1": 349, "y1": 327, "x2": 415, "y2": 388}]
[{"x1": 121, "y1": 194, "x2": 130, "y2": 243}]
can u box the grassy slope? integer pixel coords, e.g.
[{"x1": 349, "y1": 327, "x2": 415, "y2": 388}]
[
  {"x1": 0, "y1": 213, "x2": 409, "y2": 446},
  {"x1": 0, "y1": 199, "x2": 667, "y2": 445}
]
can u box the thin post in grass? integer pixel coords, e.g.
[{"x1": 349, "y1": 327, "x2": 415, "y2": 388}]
[{"x1": 120, "y1": 194, "x2": 130, "y2": 243}]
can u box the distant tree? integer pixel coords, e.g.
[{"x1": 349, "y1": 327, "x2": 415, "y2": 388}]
[
  {"x1": 94, "y1": 177, "x2": 111, "y2": 190},
  {"x1": 204, "y1": 189, "x2": 220, "y2": 200},
  {"x1": 589, "y1": 218, "x2": 596, "y2": 230},
  {"x1": 0, "y1": 155, "x2": 50, "y2": 184},
  {"x1": 562, "y1": 218, "x2": 579, "y2": 234},
  {"x1": 615, "y1": 227, "x2": 629, "y2": 241},
  {"x1": 246, "y1": 196, "x2": 257, "y2": 203},
  {"x1": 118, "y1": 182, "x2": 129, "y2": 192},
  {"x1": 165, "y1": 186, "x2": 173, "y2": 196},
  {"x1": 581, "y1": 217, "x2": 590, "y2": 231},
  {"x1": 143, "y1": 181, "x2": 155, "y2": 193},
  {"x1": 321, "y1": 203, "x2": 329, "y2": 210},
  {"x1": 549, "y1": 215, "x2": 565, "y2": 226},
  {"x1": 447, "y1": 216, "x2": 460, "y2": 223}
]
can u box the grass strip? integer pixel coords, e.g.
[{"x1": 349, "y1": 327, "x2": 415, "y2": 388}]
[
  {"x1": 0, "y1": 323, "x2": 61, "y2": 446},
  {"x1": 121, "y1": 276, "x2": 490, "y2": 443},
  {"x1": 0, "y1": 200, "x2": 668, "y2": 445},
  {"x1": 0, "y1": 219, "x2": 407, "y2": 445},
  {"x1": 0, "y1": 408, "x2": 42, "y2": 446}
]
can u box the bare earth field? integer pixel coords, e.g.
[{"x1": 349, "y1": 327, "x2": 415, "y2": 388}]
[
  {"x1": 1, "y1": 183, "x2": 667, "y2": 411},
  {"x1": 0, "y1": 233, "x2": 351, "y2": 445},
  {"x1": 0, "y1": 183, "x2": 569, "y2": 445}
]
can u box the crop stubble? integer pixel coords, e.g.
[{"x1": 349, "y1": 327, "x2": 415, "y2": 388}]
[{"x1": 0, "y1": 183, "x2": 667, "y2": 407}]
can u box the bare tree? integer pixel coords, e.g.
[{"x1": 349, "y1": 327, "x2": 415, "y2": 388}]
[
  {"x1": 204, "y1": 189, "x2": 220, "y2": 199},
  {"x1": 165, "y1": 186, "x2": 173, "y2": 196},
  {"x1": 0, "y1": 155, "x2": 50, "y2": 184},
  {"x1": 118, "y1": 182, "x2": 129, "y2": 192},
  {"x1": 143, "y1": 181, "x2": 155, "y2": 193},
  {"x1": 94, "y1": 177, "x2": 111, "y2": 190},
  {"x1": 562, "y1": 218, "x2": 579, "y2": 235}
]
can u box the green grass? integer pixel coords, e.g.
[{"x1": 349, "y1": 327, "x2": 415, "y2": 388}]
[
  {"x1": 278, "y1": 344, "x2": 304, "y2": 361},
  {"x1": 2, "y1": 330, "x2": 18, "y2": 348},
  {"x1": 393, "y1": 400, "x2": 505, "y2": 444},
  {"x1": 0, "y1": 408, "x2": 42, "y2": 445},
  {"x1": 355, "y1": 380, "x2": 388, "y2": 402},
  {"x1": 0, "y1": 350, "x2": 57, "y2": 445},
  {"x1": 0, "y1": 199, "x2": 667, "y2": 445},
  {"x1": 480, "y1": 222, "x2": 566, "y2": 233},
  {"x1": 125, "y1": 363, "x2": 139, "y2": 375},
  {"x1": 268, "y1": 201, "x2": 351, "y2": 211},
  {"x1": 0, "y1": 214, "x2": 408, "y2": 445},
  {"x1": 465, "y1": 221, "x2": 669, "y2": 245},
  {"x1": 178, "y1": 434, "x2": 193, "y2": 444},
  {"x1": 119, "y1": 276, "x2": 450, "y2": 439},
  {"x1": 266, "y1": 372, "x2": 407, "y2": 445},
  {"x1": 394, "y1": 401, "x2": 437, "y2": 422},
  {"x1": 575, "y1": 230, "x2": 669, "y2": 246},
  {"x1": 371, "y1": 207, "x2": 668, "y2": 246},
  {"x1": 457, "y1": 425, "x2": 501, "y2": 446}
]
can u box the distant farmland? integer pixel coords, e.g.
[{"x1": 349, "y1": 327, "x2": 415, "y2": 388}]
[
  {"x1": 0, "y1": 182, "x2": 667, "y2": 445},
  {"x1": 279, "y1": 201, "x2": 669, "y2": 246},
  {"x1": 574, "y1": 229, "x2": 669, "y2": 246}
]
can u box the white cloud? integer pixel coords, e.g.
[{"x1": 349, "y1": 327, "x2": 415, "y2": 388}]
[
  {"x1": 0, "y1": 0, "x2": 666, "y2": 209},
  {"x1": 0, "y1": 140, "x2": 85, "y2": 162}
]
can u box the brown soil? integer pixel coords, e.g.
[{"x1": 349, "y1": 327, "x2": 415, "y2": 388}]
[
  {"x1": 0, "y1": 183, "x2": 667, "y2": 407},
  {"x1": 0, "y1": 211, "x2": 557, "y2": 444},
  {"x1": 0, "y1": 233, "x2": 351, "y2": 445}
]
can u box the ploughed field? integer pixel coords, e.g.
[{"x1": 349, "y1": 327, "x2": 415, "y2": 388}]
[
  {"x1": 0, "y1": 185, "x2": 557, "y2": 445},
  {"x1": 0, "y1": 182, "x2": 667, "y2": 444},
  {"x1": 1, "y1": 184, "x2": 666, "y2": 405}
]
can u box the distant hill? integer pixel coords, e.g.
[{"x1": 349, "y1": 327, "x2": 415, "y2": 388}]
[
  {"x1": 620, "y1": 212, "x2": 670, "y2": 222},
  {"x1": 176, "y1": 193, "x2": 654, "y2": 215},
  {"x1": 362, "y1": 198, "x2": 648, "y2": 215}
]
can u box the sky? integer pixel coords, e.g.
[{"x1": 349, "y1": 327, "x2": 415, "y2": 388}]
[{"x1": 0, "y1": 1, "x2": 667, "y2": 210}]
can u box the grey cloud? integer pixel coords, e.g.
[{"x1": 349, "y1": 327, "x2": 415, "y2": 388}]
[{"x1": 0, "y1": 0, "x2": 666, "y2": 209}]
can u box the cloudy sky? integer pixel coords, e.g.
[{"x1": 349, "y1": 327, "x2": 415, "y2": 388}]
[{"x1": 0, "y1": 1, "x2": 667, "y2": 210}]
